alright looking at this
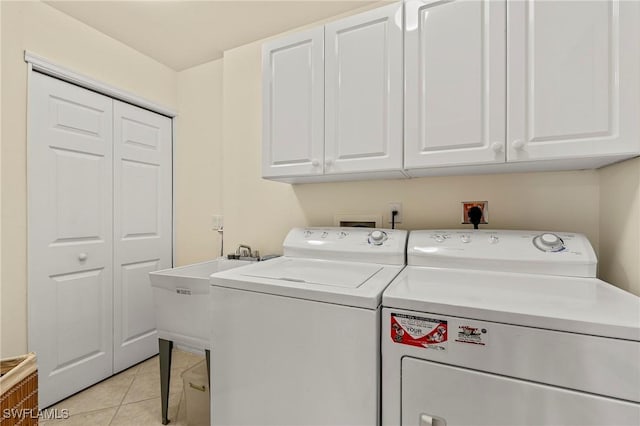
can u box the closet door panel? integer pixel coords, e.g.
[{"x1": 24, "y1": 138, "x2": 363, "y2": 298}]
[
  {"x1": 28, "y1": 72, "x2": 114, "y2": 408},
  {"x1": 113, "y1": 100, "x2": 172, "y2": 372}
]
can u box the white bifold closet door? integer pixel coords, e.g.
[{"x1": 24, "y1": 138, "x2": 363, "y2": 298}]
[
  {"x1": 28, "y1": 72, "x2": 172, "y2": 407},
  {"x1": 113, "y1": 100, "x2": 172, "y2": 373},
  {"x1": 28, "y1": 72, "x2": 115, "y2": 408}
]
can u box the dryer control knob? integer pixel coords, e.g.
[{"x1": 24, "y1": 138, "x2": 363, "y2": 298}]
[
  {"x1": 533, "y1": 233, "x2": 565, "y2": 252},
  {"x1": 368, "y1": 230, "x2": 387, "y2": 246},
  {"x1": 540, "y1": 233, "x2": 560, "y2": 246}
]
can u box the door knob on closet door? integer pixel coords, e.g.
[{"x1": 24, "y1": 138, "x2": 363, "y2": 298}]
[
  {"x1": 491, "y1": 142, "x2": 503, "y2": 153},
  {"x1": 512, "y1": 139, "x2": 526, "y2": 150},
  {"x1": 78, "y1": 253, "x2": 88, "y2": 261}
]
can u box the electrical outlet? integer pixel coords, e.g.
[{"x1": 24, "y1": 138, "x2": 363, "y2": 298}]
[
  {"x1": 461, "y1": 201, "x2": 488, "y2": 224},
  {"x1": 212, "y1": 214, "x2": 224, "y2": 230},
  {"x1": 388, "y1": 202, "x2": 403, "y2": 224}
]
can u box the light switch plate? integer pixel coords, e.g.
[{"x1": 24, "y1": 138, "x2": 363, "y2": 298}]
[{"x1": 212, "y1": 214, "x2": 224, "y2": 230}]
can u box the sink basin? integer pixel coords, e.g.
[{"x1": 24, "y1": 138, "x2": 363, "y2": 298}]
[{"x1": 150, "y1": 258, "x2": 253, "y2": 351}]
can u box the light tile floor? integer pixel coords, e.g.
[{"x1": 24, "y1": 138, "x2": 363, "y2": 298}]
[{"x1": 41, "y1": 349, "x2": 205, "y2": 426}]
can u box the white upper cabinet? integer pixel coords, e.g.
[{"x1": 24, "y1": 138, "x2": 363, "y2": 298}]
[
  {"x1": 262, "y1": 0, "x2": 640, "y2": 182},
  {"x1": 262, "y1": 27, "x2": 325, "y2": 178},
  {"x1": 508, "y1": 0, "x2": 640, "y2": 163},
  {"x1": 324, "y1": 3, "x2": 403, "y2": 175},
  {"x1": 404, "y1": 0, "x2": 506, "y2": 170}
]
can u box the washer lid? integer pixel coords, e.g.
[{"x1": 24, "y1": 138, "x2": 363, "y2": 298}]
[
  {"x1": 241, "y1": 258, "x2": 381, "y2": 288},
  {"x1": 383, "y1": 266, "x2": 640, "y2": 341},
  {"x1": 211, "y1": 257, "x2": 404, "y2": 309}
]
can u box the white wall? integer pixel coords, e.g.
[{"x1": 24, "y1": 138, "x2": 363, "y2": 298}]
[
  {"x1": 0, "y1": 1, "x2": 177, "y2": 357},
  {"x1": 598, "y1": 157, "x2": 640, "y2": 295},
  {"x1": 175, "y1": 59, "x2": 224, "y2": 265},
  {"x1": 0, "y1": 3, "x2": 4, "y2": 352}
]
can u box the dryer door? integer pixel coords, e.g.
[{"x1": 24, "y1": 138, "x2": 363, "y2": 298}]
[{"x1": 401, "y1": 358, "x2": 640, "y2": 426}]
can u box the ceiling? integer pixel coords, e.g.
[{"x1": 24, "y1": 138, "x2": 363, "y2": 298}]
[{"x1": 45, "y1": 1, "x2": 380, "y2": 71}]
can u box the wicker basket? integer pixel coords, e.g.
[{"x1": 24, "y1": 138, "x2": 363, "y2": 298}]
[{"x1": 0, "y1": 353, "x2": 38, "y2": 426}]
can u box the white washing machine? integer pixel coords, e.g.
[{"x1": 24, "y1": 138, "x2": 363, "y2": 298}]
[
  {"x1": 209, "y1": 227, "x2": 408, "y2": 426},
  {"x1": 382, "y1": 230, "x2": 640, "y2": 426}
]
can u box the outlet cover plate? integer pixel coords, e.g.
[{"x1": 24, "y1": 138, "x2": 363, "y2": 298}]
[
  {"x1": 461, "y1": 201, "x2": 488, "y2": 224},
  {"x1": 388, "y1": 202, "x2": 402, "y2": 224}
]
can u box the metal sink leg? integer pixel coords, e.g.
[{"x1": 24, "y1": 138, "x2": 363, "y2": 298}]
[{"x1": 159, "y1": 338, "x2": 173, "y2": 425}]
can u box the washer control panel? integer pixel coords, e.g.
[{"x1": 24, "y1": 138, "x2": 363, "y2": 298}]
[
  {"x1": 409, "y1": 230, "x2": 597, "y2": 277},
  {"x1": 284, "y1": 227, "x2": 407, "y2": 265}
]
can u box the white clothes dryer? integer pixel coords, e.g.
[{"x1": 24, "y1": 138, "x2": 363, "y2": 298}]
[
  {"x1": 382, "y1": 230, "x2": 640, "y2": 426},
  {"x1": 210, "y1": 227, "x2": 407, "y2": 426}
]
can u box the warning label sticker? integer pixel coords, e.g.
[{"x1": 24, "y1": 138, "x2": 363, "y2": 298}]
[
  {"x1": 390, "y1": 313, "x2": 447, "y2": 351},
  {"x1": 454, "y1": 324, "x2": 488, "y2": 346}
]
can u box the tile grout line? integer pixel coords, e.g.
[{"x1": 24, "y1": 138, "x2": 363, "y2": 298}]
[{"x1": 108, "y1": 364, "x2": 140, "y2": 426}]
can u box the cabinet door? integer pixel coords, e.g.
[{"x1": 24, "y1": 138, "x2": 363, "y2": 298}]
[
  {"x1": 404, "y1": 0, "x2": 506, "y2": 170},
  {"x1": 262, "y1": 27, "x2": 324, "y2": 178},
  {"x1": 28, "y1": 72, "x2": 114, "y2": 408},
  {"x1": 113, "y1": 101, "x2": 172, "y2": 372},
  {"x1": 508, "y1": 0, "x2": 640, "y2": 162},
  {"x1": 324, "y1": 3, "x2": 403, "y2": 174}
]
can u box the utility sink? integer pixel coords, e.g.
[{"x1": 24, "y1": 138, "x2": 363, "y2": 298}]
[
  {"x1": 150, "y1": 258, "x2": 253, "y2": 425},
  {"x1": 149, "y1": 258, "x2": 253, "y2": 351}
]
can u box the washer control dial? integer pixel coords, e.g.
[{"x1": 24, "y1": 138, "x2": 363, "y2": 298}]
[
  {"x1": 368, "y1": 230, "x2": 388, "y2": 246},
  {"x1": 533, "y1": 233, "x2": 565, "y2": 252}
]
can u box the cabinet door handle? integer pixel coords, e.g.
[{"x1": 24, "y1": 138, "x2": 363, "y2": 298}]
[
  {"x1": 512, "y1": 139, "x2": 526, "y2": 150},
  {"x1": 78, "y1": 253, "x2": 88, "y2": 261},
  {"x1": 325, "y1": 158, "x2": 334, "y2": 167},
  {"x1": 491, "y1": 142, "x2": 503, "y2": 153},
  {"x1": 311, "y1": 159, "x2": 320, "y2": 167}
]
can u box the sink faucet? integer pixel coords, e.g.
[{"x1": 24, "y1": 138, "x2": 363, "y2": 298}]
[{"x1": 236, "y1": 244, "x2": 253, "y2": 257}]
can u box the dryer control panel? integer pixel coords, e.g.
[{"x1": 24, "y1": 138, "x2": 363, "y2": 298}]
[
  {"x1": 409, "y1": 230, "x2": 597, "y2": 277},
  {"x1": 284, "y1": 227, "x2": 408, "y2": 266}
]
